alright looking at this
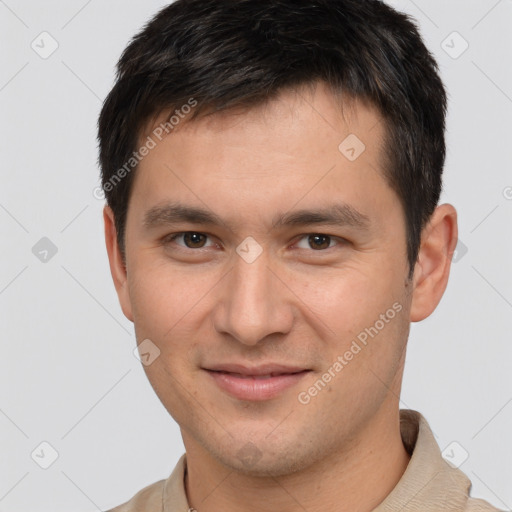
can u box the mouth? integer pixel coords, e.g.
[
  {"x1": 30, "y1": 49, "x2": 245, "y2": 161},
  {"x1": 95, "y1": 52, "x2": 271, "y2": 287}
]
[
  {"x1": 212, "y1": 371, "x2": 303, "y2": 379},
  {"x1": 203, "y1": 364, "x2": 311, "y2": 401}
]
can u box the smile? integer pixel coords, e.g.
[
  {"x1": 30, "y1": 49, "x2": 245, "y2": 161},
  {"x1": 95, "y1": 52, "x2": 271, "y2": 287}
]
[{"x1": 204, "y1": 368, "x2": 311, "y2": 401}]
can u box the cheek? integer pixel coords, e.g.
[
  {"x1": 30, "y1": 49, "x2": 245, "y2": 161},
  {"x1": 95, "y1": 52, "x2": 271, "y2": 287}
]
[
  {"x1": 289, "y1": 265, "x2": 400, "y2": 335},
  {"x1": 128, "y1": 272, "x2": 173, "y2": 339},
  {"x1": 128, "y1": 264, "x2": 204, "y2": 409},
  {"x1": 127, "y1": 260, "x2": 218, "y2": 385},
  {"x1": 127, "y1": 258, "x2": 204, "y2": 337}
]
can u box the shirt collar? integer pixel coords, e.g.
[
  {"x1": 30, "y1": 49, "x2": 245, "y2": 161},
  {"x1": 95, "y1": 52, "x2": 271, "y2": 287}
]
[
  {"x1": 373, "y1": 409, "x2": 472, "y2": 511},
  {"x1": 163, "y1": 409, "x2": 473, "y2": 512}
]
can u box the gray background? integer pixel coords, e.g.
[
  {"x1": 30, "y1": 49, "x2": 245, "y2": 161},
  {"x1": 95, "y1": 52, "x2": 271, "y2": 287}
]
[{"x1": 1, "y1": 0, "x2": 511, "y2": 510}]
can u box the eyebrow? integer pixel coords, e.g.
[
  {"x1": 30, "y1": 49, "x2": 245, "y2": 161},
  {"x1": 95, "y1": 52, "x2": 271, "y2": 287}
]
[{"x1": 142, "y1": 201, "x2": 371, "y2": 231}]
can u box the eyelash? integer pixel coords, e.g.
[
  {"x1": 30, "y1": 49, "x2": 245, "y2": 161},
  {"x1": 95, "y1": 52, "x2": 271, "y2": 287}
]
[{"x1": 162, "y1": 232, "x2": 346, "y2": 252}]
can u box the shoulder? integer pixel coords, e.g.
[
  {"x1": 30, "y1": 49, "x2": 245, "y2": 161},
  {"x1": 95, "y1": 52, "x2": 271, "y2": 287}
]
[
  {"x1": 103, "y1": 478, "x2": 166, "y2": 512},
  {"x1": 464, "y1": 496, "x2": 506, "y2": 512},
  {"x1": 104, "y1": 453, "x2": 188, "y2": 512}
]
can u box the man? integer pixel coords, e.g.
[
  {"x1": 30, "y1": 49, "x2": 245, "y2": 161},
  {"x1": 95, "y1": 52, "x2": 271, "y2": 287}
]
[{"x1": 98, "y1": 1, "x2": 502, "y2": 510}]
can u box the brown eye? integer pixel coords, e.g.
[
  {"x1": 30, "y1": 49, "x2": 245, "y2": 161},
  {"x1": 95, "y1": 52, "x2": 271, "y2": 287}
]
[
  {"x1": 164, "y1": 232, "x2": 213, "y2": 249},
  {"x1": 182, "y1": 232, "x2": 208, "y2": 248},
  {"x1": 308, "y1": 234, "x2": 332, "y2": 250}
]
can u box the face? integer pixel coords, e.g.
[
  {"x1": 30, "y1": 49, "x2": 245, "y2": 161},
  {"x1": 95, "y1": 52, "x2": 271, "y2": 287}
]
[{"x1": 108, "y1": 82, "x2": 417, "y2": 476}]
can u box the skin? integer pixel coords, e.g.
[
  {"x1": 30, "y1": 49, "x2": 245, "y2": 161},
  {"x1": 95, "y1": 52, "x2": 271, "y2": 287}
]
[{"x1": 104, "y1": 81, "x2": 458, "y2": 512}]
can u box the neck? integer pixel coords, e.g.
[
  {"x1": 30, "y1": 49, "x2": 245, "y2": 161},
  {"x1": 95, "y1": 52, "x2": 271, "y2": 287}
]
[{"x1": 183, "y1": 406, "x2": 410, "y2": 512}]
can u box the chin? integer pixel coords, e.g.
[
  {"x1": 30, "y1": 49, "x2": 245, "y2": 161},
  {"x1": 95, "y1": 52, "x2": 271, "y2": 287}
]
[{"x1": 210, "y1": 439, "x2": 321, "y2": 478}]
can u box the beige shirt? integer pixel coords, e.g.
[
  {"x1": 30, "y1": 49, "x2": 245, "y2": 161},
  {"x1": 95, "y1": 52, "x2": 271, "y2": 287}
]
[{"x1": 106, "y1": 410, "x2": 502, "y2": 512}]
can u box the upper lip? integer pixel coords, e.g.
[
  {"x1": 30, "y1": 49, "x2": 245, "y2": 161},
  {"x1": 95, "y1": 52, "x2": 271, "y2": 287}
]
[{"x1": 204, "y1": 363, "x2": 310, "y2": 376}]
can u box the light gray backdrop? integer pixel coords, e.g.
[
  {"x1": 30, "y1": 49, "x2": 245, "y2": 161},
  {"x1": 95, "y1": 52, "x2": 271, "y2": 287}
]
[{"x1": 1, "y1": 1, "x2": 511, "y2": 511}]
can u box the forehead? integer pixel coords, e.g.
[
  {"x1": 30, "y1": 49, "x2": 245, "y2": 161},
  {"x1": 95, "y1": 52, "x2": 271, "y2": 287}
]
[
  {"x1": 129, "y1": 82, "x2": 395, "y2": 232},
  {"x1": 142, "y1": 81, "x2": 385, "y2": 155}
]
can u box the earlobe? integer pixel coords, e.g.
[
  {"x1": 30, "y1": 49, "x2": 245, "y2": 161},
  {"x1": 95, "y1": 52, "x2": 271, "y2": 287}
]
[
  {"x1": 409, "y1": 203, "x2": 458, "y2": 322},
  {"x1": 103, "y1": 206, "x2": 134, "y2": 322}
]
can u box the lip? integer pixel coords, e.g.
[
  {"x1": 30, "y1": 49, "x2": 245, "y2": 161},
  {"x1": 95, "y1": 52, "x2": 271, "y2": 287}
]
[
  {"x1": 203, "y1": 363, "x2": 311, "y2": 401},
  {"x1": 205, "y1": 363, "x2": 309, "y2": 376}
]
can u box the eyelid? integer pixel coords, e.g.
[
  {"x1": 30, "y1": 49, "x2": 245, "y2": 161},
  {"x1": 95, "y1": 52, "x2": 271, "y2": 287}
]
[
  {"x1": 293, "y1": 233, "x2": 345, "y2": 251},
  {"x1": 162, "y1": 231, "x2": 347, "y2": 251},
  {"x1": 163, "y1": 231, "x2": 217, "y2": 249}
]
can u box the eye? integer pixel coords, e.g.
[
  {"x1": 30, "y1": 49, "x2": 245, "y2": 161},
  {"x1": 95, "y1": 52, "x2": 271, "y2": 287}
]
[
  {"x1": 295, "y1": 233, "x2": 341, "y2": 250},
  {"x1": 164, "y1": 232, "x2": 215, "y2": 249}
]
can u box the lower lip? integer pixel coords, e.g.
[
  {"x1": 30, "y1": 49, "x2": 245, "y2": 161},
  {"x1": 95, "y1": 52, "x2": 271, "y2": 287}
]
[{"x1": 206, "y1": 370, "x2": 310, "y2": 401}]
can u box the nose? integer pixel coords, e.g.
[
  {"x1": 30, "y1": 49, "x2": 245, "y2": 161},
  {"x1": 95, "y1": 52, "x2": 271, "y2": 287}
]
[{"x1": 212, "y1": 248, "x2": 294, "y2": 346}]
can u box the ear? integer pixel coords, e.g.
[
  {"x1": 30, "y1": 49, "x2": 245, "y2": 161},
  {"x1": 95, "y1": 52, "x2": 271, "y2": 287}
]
[
  {"x1": 103, "y1": 205, "x2": 134, "y2": 322},
  {"x1": 410, "y1": 203, "x2": 458, "y2": 322}
]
